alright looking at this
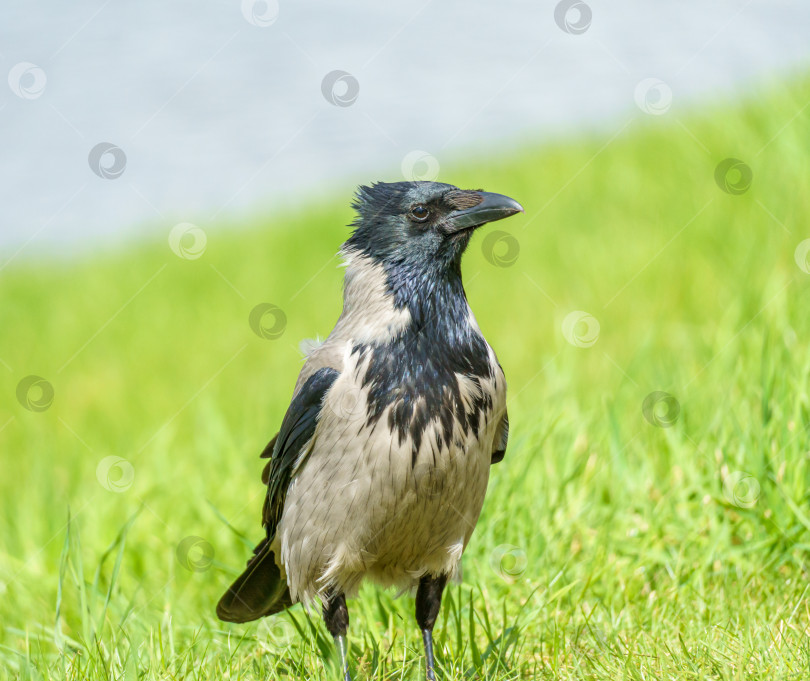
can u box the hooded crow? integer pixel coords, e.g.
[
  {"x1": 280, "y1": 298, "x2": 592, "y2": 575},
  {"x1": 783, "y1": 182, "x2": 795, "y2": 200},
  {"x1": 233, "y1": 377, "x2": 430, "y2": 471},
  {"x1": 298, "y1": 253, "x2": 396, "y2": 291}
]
[{"x1": 217, "y1": 180, "x2": 523, "y2": 680}]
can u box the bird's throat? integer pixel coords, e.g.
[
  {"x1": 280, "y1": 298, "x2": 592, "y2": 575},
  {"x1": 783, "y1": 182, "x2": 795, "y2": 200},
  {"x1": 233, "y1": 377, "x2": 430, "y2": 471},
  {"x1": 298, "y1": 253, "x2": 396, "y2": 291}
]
[{"x1": 384, "y1": 259, "x2": 469, "y2": 334}]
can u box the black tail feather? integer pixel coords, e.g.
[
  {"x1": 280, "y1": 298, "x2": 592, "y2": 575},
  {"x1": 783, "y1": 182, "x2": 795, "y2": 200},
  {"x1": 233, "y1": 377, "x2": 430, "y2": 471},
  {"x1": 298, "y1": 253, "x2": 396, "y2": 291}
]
[{"x1": 216, "y1": 538, "x2": 293, "y2": 623}]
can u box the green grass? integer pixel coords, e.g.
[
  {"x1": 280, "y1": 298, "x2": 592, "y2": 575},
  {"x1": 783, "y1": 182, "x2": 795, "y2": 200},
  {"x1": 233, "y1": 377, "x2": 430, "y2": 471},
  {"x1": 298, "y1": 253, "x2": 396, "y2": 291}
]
[{"x1": 2, "y1": 75, "x2": 810, "y2": 680}]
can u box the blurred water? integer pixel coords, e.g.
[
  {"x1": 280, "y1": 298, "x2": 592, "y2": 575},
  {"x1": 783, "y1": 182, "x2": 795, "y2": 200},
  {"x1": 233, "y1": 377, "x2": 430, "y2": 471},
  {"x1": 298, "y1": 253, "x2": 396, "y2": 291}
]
[{"x1": 1, "y1": 0, "x2": 809, "y2": 259}]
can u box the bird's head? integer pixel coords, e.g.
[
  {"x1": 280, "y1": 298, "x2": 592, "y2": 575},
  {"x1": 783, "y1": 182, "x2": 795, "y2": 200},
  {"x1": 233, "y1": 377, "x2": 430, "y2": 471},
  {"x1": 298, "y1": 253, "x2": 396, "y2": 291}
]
[{"x1": 343, "y1": 181, "x2": 523, "y2": 274}]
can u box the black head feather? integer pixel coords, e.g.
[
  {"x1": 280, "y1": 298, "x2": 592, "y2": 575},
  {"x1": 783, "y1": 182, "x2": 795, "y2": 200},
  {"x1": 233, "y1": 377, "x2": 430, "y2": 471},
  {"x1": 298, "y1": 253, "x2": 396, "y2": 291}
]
[{"x1": 345, "y1": 181, "x2": 474, "y2": 273}]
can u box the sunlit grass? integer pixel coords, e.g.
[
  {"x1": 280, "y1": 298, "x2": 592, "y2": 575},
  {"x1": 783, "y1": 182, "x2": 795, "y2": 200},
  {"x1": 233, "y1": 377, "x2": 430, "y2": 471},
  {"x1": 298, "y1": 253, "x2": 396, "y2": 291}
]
[{"x1": 1, "y1": 75, "x2": 810, "y2": 679}]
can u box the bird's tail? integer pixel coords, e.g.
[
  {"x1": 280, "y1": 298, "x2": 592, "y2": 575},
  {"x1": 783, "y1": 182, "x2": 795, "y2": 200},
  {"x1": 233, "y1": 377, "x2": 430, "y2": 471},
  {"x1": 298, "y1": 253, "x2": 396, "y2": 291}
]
[{"x1": 216, "y1": 537, "x2": 293, "y2": 623}]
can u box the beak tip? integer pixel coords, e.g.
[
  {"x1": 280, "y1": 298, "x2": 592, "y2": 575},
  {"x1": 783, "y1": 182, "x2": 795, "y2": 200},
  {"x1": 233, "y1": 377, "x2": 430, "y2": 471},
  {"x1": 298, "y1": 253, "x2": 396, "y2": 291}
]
[
  {"x1": 505, "y1": 198, "x2": 524, "y2": 216},
  {"x1": 498, "y1": 194, "x2": 523, "y2": 213}
]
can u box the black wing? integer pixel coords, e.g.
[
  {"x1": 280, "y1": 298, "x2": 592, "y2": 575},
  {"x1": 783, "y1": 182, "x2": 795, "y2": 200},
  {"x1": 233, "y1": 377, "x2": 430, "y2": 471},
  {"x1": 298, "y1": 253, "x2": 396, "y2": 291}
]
[
  {"x1": 491, "y1": 408, "x2": 508, "y2": 464},
  {"x1": 259, "y1": 367, "x2": 339, "y2": 538}
]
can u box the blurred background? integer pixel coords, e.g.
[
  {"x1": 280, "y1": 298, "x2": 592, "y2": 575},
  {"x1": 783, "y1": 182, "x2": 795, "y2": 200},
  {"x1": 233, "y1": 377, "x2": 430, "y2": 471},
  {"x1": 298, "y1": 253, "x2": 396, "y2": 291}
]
[
  {"x1": 2, "y1": 2, "x2": 810, "y2": 679},
  {"x1": 2, "y1": 0, "x2": 810, "y2": 254}
]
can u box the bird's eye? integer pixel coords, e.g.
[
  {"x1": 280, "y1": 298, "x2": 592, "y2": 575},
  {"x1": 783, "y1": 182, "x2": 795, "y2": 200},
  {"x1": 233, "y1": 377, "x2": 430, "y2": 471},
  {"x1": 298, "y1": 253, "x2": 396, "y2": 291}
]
[{"x1": 410, "y1": 204, "x2": 430, "y2": 222}]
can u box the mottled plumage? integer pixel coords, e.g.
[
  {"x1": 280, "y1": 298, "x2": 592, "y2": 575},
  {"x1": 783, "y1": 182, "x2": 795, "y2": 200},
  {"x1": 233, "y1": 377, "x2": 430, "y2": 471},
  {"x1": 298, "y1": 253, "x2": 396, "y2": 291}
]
[{"x1": 217, "y1": 181, "x2": 523, "y2": 681}]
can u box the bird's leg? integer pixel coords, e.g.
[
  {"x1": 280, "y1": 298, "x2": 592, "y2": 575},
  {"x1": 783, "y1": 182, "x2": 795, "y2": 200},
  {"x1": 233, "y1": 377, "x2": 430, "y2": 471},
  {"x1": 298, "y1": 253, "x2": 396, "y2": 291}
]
[
  {"x1": 323, "y1": 591, "x2": 351, "y2": 681},
  {"x1": 415, "y1": 573, "x2": 448, "y2": 681}
]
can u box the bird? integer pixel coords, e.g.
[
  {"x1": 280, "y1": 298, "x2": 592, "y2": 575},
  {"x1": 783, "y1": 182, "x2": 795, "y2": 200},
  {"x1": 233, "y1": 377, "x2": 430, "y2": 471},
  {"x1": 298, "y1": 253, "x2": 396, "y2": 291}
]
[{"x1": 216, "y1": 180, "x2": 523, "y2": 680}]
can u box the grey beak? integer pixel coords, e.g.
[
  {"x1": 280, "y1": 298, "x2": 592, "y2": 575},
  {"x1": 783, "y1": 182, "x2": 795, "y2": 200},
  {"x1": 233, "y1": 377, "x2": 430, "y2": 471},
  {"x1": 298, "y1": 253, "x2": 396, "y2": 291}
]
[{"x1": 447, "y1": 191, "x2": 524, "y2": 232}]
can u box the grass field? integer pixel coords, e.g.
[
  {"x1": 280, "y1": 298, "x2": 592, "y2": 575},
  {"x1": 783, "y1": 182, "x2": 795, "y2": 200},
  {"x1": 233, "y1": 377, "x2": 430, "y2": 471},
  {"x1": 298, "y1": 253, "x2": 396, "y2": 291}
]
[{"x1": 2, "y1": 75, "x2": 810, "y2": 680}]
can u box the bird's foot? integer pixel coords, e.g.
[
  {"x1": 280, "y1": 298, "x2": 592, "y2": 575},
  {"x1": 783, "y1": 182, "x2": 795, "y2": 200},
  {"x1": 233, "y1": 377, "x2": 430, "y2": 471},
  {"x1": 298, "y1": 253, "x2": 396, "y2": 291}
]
[
  {"x1": 422, "y1": 629, "x2": 437, "y2": 681},
  {"x1": 334, "y1": 634, "x2": 351, "y2": 681}
]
